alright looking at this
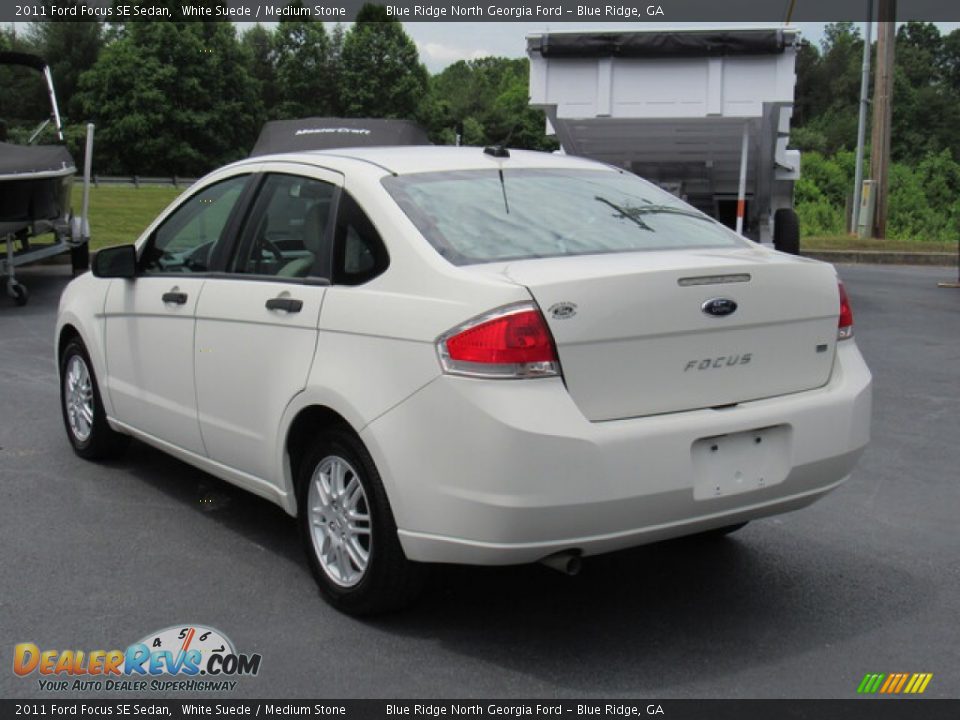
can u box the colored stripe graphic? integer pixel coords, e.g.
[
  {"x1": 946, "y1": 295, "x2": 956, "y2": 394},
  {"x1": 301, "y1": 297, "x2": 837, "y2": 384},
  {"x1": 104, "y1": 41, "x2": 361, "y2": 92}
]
[
  {"x1": 857, "y1": 673, "x2": 933, "y2": 694},
  {"x1": 857, "y1": 673, "x2": 885, "y2": 694},
  {"x1": 893, "y1": 674, "x2": 909, "y2": 693}
]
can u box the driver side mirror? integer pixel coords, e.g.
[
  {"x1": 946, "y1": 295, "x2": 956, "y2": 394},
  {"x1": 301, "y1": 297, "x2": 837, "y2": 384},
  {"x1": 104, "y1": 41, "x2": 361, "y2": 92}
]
[{"x1": 92, "y1": 244, "x2": 137, "y2": 279}]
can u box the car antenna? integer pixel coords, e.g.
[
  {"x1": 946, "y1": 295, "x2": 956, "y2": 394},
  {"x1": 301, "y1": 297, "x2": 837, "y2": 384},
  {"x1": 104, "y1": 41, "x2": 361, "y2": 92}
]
[{"x1": 483, "y1": 145, "x2": 510, "y2": 158}]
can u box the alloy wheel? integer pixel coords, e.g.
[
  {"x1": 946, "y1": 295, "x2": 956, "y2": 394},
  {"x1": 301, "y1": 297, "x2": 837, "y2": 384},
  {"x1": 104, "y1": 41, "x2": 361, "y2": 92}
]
[{"x1": 307, "y1": 455, "x2": 372, "y2": 587}]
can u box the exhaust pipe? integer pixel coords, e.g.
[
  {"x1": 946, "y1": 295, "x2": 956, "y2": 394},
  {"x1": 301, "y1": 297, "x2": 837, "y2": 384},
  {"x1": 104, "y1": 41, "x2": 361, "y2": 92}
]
[{"x1": 539, "y1": 551, "x2": 582, "y2": 576}]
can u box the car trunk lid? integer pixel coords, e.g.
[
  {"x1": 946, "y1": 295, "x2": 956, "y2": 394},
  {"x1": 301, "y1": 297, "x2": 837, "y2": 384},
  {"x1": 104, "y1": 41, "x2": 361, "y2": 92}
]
[{"x1": 471, "y1": 248, "x2": 840, "y2": 421}]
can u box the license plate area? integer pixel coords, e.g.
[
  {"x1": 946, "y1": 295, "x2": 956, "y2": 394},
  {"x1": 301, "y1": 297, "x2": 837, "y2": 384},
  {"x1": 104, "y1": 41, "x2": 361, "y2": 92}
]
[{"x1": 691, "y1": 425, "x2": 791, "y2": 500}]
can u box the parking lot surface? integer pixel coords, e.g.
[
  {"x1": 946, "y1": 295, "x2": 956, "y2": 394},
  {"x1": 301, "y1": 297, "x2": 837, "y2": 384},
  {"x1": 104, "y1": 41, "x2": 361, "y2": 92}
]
[{"x1": 1, "y1": 263, "x2": 958, "y2": 699}]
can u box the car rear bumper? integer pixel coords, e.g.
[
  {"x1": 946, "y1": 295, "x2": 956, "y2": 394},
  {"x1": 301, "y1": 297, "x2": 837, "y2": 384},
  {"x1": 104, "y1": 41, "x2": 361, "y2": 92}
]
[{"x1": 362, "y1": 340, "x2": 872, "y2": 565}]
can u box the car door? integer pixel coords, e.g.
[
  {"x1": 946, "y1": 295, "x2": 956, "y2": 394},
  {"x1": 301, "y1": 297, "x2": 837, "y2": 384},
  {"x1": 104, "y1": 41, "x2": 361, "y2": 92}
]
[
  {"x1": 102, "y1": 172, "x2": 253, "y2": 455},
  {"x1": 193, "y1": 168, "x2": 341, "y2": 483}
]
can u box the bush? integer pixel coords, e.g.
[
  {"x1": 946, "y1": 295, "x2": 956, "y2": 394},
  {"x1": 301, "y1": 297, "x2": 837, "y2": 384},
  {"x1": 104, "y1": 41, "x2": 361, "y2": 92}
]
[
  {"x1": 799, "y1": 151, "x2": 852, "y2": 207},
  {"x1": 795, "y1": 149, "x2": 960, "y2": 241},
  {"x1": 886, "y1": 163, "x2": 939, "y2": 241},
  {"x1": 796, "y1": 197, "x2": 846, "y2": 236}
]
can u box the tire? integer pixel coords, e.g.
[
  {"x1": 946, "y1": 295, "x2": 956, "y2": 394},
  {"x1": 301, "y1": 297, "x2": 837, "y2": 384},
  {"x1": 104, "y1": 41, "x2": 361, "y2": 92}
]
[
  {"x1": 10, "y1": 282, "x2": 28, "y2": 306},
  {"x1": 60, "y1": 338, "x2": 129, "y2": 460},
  {"x1": 71, "y1": 243, "x2": 90, "y2": 275},
  {"x1": 773, "y1": 208, "x2": 800, "y2": 255},
  {"x1": 297, "y1": 427, "x2": 425, "y2": 615}
]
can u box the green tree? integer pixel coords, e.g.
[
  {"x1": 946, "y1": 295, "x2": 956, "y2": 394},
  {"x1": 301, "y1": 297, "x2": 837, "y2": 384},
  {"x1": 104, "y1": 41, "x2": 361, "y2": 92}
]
[
  {"x1": 896, "y1": 22, "x2": 943, "y2": 87},
  {"x1": 272, "y1": 19, "x2": 334, "y2": 119},
  {"x1": 75, "y1": 22, "x2": 260, "y2": 174},
  {"x1": 791, "y1": 20, "x2": 960, "y2": 166},
  {"x1": 27, "y1": 17, "x2": 103, "y2": 120},
  {"x1": 326, "y1": 23, "x2": 346, "y2": 114},
  {"x1": 890, "y1": 23, "x2": 960, "y2": 163},
  {"x1": 0, "y1": 29, "x2": 50, "y2": 135},
  {"x1": 242, "y1": 24, "x2": 279, "y2": 117},
  {"x1": 943, "y1": 29, "x2": 960, "y2": 92},
  {"x1": 792, "y1": 38, "x2": 823, "y2": 128},
  {"x1": 339, "y1": 5, "x2": 428, "y2": 119},
  {"x1": 421, "y1": 56, "x2": 556, "y2": 150},
  {"x1": 804, "y1": 23, "x2": 863, "y2": 154}
]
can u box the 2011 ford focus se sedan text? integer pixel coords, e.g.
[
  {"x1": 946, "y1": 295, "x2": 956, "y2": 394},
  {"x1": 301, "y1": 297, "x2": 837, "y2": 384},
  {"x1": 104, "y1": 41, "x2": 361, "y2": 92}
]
[{"x1": 56, "y1": 144, "x2": 872, "y2": 614}]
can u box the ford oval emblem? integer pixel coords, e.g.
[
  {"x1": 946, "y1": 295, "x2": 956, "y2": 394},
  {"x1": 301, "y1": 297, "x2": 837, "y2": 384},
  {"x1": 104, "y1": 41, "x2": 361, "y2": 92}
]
[
  {"x1": 702, "y1": 298, "x2": 738, "y2": 317},
  {"x1": 548, "y1": 302, "x2": 578, "y2": 320}
]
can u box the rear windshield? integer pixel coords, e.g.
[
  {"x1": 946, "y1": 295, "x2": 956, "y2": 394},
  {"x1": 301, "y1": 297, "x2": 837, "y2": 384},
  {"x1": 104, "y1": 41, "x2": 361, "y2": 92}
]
[{"x1": 382, "y1": 168, "x2": 746, "y2": 265}]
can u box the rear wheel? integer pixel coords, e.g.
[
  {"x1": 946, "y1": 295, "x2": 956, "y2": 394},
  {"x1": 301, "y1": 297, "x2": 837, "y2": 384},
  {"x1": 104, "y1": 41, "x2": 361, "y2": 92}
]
[
  {"x1": 773, "y1": 208, "x2": 800, "y2": 255},
  {"x1": 297, "y1": 428, "x2": 425, "y2": 615},
  {"x1": 70, "y1": 243, "x2": 90, "y2": 275},
  {"x1": 60, "y1": 338, "x2": 129, "y2": 459},
  {"x1": 9, "y1": 281, "x2": 28, "y2": 306}
]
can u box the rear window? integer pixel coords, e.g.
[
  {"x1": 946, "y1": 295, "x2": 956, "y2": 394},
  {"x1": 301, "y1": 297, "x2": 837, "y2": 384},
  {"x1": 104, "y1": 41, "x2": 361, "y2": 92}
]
[{"x1": 382, "y1": 168, "x2": 746, "y2": 265}]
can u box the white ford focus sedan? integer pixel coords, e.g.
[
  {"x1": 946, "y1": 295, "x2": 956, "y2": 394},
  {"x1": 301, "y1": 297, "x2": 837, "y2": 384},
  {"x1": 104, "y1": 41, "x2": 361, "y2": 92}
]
[{"x1": 56, "y1": 145, "x2": 872, "y2": 614}]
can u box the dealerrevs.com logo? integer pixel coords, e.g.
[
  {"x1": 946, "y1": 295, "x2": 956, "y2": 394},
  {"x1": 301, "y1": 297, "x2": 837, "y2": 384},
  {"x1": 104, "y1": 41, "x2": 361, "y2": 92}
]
[{"x1": 13, "y1": 624, "x2": 261, "y2": 692}]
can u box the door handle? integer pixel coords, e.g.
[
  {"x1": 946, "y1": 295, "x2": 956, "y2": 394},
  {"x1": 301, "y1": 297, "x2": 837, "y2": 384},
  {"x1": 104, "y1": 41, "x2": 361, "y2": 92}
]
[
  {"x1": 265, "y1": 297, "x2": 303, "y2": 313},
  {"x1": 162, "y1": 291, "x2": 188, "y2": 305}
]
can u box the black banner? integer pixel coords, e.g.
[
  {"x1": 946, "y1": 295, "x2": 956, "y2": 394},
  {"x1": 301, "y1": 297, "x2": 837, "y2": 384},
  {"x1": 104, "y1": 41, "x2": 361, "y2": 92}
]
[
  {"x1": 2, "y1": 700, "x2": 960, "y2": 720},
  {"x1": 3, "y1": 0, "x2": 960, "y2": 23}
]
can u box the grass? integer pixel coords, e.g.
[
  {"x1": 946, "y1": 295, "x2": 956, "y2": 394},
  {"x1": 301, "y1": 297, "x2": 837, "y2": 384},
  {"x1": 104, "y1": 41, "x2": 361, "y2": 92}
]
[
  {"x1": 802, "y1": 235, "x2": 956, "y2": 253},
  {"x1": 71, "y1": 184, "x2": 184, "y2": 251}
]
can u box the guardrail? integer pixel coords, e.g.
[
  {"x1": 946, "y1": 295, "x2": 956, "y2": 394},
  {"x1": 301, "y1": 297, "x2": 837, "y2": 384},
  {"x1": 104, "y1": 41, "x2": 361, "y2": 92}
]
[{"x1": 91, "y1": 176, "x2": 198, "y2": 188}]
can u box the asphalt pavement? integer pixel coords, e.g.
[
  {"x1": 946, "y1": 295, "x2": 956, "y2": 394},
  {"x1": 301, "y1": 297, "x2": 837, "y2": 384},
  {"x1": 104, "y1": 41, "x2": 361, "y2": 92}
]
[{"x1": 1, "y1": 263, "x2": 958, "y2": 699}]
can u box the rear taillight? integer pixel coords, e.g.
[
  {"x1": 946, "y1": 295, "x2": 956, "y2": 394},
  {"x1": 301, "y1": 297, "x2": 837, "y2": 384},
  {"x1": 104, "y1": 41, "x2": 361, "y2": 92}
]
[
  {"x1": 437, "y1": 303, "x2": 560, "y2": 378},
  {"x1": 838, "y1": 281, "x2": 854, "y2": 340}
]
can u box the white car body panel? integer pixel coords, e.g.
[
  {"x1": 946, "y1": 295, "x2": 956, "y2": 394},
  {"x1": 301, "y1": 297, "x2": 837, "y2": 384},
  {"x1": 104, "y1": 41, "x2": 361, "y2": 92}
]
[
  {"x1": 55, "y1": 146, "x2": 873, "y2": 568},
  {"x1": 109, "y1": 416, "x2": 289, "y2": 508},
  {"x1": 103, "y1": 276, "x2": 208, "y2": 455},
  {"x1": 368, "y1": 341, "x2": 871, "y2": 564},
  {"x1": 475, "y1": 249, "x2": 841, "y2": 420},
  {"x1": 195, "y1": 279, "x2": 326, "y2": 482}
]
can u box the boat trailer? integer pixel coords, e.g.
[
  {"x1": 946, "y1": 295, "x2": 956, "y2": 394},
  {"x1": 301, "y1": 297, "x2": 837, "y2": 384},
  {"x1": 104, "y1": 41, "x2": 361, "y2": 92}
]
[{"x1": 1, "y1": 51, "x2": 93, "y2": 306}]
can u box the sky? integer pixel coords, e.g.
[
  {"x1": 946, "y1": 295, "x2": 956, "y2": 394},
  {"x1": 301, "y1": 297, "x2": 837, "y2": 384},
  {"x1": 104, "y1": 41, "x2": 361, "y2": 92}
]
[
  {"x1": 408, "y1": 22, "x2": 828, "y2": 71},
  {"x1": 405, "y1": 21, "x2": 960, "y2": 72}
]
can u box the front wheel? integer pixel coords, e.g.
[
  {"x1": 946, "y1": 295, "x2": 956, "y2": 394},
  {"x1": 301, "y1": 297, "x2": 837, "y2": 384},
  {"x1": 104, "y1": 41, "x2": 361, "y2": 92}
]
[
  {"x1": 60, "y1": 338, "x2": 129, "y2": 459},
  {"x1": 297, "y1": 428, "x2": 425, "y2": 615}
]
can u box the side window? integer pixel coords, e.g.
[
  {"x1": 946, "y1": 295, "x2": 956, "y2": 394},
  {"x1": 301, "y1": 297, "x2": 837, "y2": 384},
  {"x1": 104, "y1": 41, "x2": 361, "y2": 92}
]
[
  {"x1": 141, "y1": 175, "x2": 248, "y2": 274},
  {"x1": 333, "y1": 192, "x2": 389, "y2": 286},
  {"x1": 231, "y1": 174, "x2": 336, "y2": 279}
]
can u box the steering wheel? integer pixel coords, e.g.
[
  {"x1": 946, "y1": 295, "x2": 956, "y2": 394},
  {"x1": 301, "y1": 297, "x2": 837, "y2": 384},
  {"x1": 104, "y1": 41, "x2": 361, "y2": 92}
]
[
  {"x1": 146, "y1": 248, "x2": 180, "y2": 272},
  {"x1": 254, "y1": 238, "x2": 285, "y2": 273},
  {"x1": 183, "y1": 241, "x2": 215, "y2": 272}
]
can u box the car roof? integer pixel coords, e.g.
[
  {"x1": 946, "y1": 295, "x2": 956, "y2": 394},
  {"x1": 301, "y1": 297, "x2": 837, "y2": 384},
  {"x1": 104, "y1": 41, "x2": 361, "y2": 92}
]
[{"x1": 242, "y1": 145, "x2": 617, "y2": 177}]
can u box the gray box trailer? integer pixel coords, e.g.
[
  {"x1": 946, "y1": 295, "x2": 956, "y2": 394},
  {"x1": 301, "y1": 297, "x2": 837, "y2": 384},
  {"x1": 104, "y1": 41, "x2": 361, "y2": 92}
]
[{"x1": 527, "y1": 28, "x2": 803, "y2": 253}]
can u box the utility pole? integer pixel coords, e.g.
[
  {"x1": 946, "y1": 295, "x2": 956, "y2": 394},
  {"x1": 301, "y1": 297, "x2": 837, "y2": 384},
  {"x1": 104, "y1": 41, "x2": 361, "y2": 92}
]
[
  {"x1": 870, "y1": 0, "x2": 896, "y2": 239},
  {"x1": 851, "y1": 1, "x2": 873, "y2": 234}
]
